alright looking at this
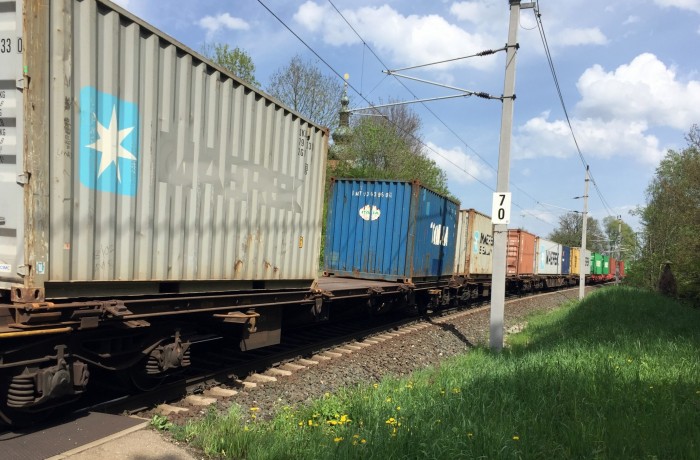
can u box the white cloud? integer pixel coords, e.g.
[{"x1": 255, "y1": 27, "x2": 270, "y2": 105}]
[
  {"x1": 554, "y1": 27, "x2": 608, "y2": 46},
  {"x1": 575, "y1": 53, "x2": 700, "y2": 130},
  {"x1": 513, "y1": 114, "x2": 665, "y2": 165},
  {"x1": 425, "y1": 142, "x2": 492, "y2": 185},
  {"x1": 198, "y1": 13, "x2": 250, "y2": 40},
  {"x1": 653, "y1": 0, "x2": 700, "y2": 13},
  {"x1": 623, "y1": 15, "x2": 640, "y2": 25},
  {"x1": 511, "y1": 53, "x2": 700, "y2": 166},
  {"x1": 293, "y1": 2, "x2": 497, "y2": 71},
  {"x1": 449, "y1": 1, "x2": 504, "y2": 25}
]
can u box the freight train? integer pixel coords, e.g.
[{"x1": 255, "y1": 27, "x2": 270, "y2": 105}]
[{"x1": 0, "y1": 0, "x2": 623, "y2": 427}]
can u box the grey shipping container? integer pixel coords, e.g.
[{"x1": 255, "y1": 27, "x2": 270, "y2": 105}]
[
  {"x1": 453, "y1": 209, "x2": 494, "y2": 277},
  {"x1": 536, "y1": 238, "x2": 561, "y2": 275},
  {"x1": 0, "y1": 0, "x2": 328, "y2": 301}
]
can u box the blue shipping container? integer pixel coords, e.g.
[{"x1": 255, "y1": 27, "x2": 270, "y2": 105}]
[
  {"x1": 561, "y1": 246, "x2": 571, "y2": 275},
  {"x1": 324, "y1": 179, "x2": 458, "y2": 282}
]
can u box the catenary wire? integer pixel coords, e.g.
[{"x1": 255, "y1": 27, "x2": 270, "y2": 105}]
[{"x1": 533, "y1": 3, "x2": 616, "y2": 218}]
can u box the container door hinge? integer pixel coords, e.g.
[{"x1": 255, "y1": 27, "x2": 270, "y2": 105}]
[{"x1": 17, "y1": 173, "x2": 30, "y2": 186}]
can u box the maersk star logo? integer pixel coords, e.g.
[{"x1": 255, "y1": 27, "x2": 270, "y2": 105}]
[{"x1": 80, "y1": 87, "x2": 139, "y2": 195}]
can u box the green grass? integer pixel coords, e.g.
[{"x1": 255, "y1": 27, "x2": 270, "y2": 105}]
[{"x1": 163, "y1": 287, "x2": 700, "y2": 459}]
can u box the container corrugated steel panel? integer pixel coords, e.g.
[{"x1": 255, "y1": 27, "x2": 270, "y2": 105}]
[
  {"x1": 453, "y1": 209, "x2": 493, "y2": 277},
  {"x1": 592, "y1": 253, "x2": 604, "y2": 275},
  {"x1": 602, "y1": 256, "x2": 610, "y2": 275},
  {"x1": 583, "y1": 249, "x2": 592, "y2": 275},
  {"x1": 619, "y1": 260, "x2": 625, "y2": 277},
  {"x1": 561, "y1": 246, "x2": 571, "y2": 275},
  {"x1": 324, "y1": 179, "x2": 458, "y2": 282},
  {"x1": 570, "y1": 247, "x2": 580, "y2": 275},
  {"x1": 570, "y1": 248, "x2": 592, "y2": 275},
  {"x1": 0, "y1": 0, "x2": 25, "y2": 286},
  {"x1": 506, "y1": 229, "x2": 536, "y2": 276},
  {"x1": 536, "y1": 238, "x2": 561, "y2": 275},
  {"x1": 1, "y1": 0, "x2": 328, "y2": 299}
]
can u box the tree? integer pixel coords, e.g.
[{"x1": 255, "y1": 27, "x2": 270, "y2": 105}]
[
  {"x1": 629, "y1": 125, "x2": 700, "y2": 299},
  {"x1": 602, "y1": 216, "x2": 636, "y2": 261},
  {"x1": 201, "y1": 43, "x2": 259, "y2": 87},
  {"x1": 547, "y1": 212, "x2": 606, "y2": 253},
  {"x1": 266, "y1": 55, "x2": 344, "y2": 129},
  {"x1": 332, "y1": 102, "x2": 451, "y2": 197}
]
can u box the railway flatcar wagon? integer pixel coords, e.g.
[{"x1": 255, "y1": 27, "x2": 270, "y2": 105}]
[
  {"x1": 0, "y1": 0, "x2": 328, "y2": 425},
  {"x1": 453, "y1": 209, "x2": 494, "y2": 279},
  {"x1": 324, "y1": 179, "x2": 458, "y2": 282}
]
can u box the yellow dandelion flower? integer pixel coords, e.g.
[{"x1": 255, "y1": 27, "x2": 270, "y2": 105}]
[
  {"x1": 340, "y1": 415, "x2": 350, "y2": 423},
  {"x1": 249, "y1": 407, "x2": 259, "y2": 412},
  {"x1": 298, "y1": 421, "x2": 303, "y2": 427},
  {"x1": 627, "y1": 358, "x2": 632, "y2": 363},
  {"x1": 308, "y1": 420, "x2": 313, "y2": 426},
  {"x1": 452, "y1": 388, "x2": 461, "y2": 394},
  {"x1": 361, "y1": 439, "x2": 367, "y2": 444},
  {"x1": 324, "y1": 392, "x2": 330, "y2": 398},
  {"x1": 386, "y1": 397, "x2": 392, "y2": 403},
  {"x1": 353, "y1": 441, "x2": 358, "y2": 446},
  {"x1": 328, "y1": 420, "x2": 338, "y2": 426},
  {"x1": 396, "y1": 406, "x2": 401, "y2": 411},
  {"x1": 385, "y1": 417, "x2": 396, "y2": 425},
  {"x1": 334, "y1": 437, "x2": 344, "y2": 443},
  {"x1": 353, "y1": 434, "x2": 360, "y2": 439},
  {"x1": 373, "y1": 383, "x2": 379, "y2": 389},
  {"x1": 513, "y1": 435, "x2": 520, "y2": 441},
  {"x1": 467, "y1": 432, "x2": 473, "y2": 439},
  {"x1": 244, "y1": 425, "x2": 250, "y2": 432}
]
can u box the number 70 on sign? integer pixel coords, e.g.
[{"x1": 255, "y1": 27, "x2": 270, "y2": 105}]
[{"x1": 491, "y1": 192, "x2": 512, "y2": 225}]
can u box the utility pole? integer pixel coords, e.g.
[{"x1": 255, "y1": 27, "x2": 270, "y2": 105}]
[
  {"x1": 616, "y1": 215, "x2": 622, "y2": 283},
  {"x1": 489, "y1": 0, "x2": 534, "y2": 352},
  {"x1": 578, "y1": 166, "x2": 589, "y2": 300}
]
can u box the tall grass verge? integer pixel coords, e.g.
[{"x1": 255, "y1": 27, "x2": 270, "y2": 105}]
[{"x1": 166, "y1": 286, "x2": 700, "y2": 459}]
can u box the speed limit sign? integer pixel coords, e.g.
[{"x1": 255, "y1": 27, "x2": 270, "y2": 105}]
[{"x1": 492, "y1": 192, "x2": 512, "y2": 224}]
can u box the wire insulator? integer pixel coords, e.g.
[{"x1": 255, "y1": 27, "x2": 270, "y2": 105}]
[{"x1": 477, "y1": 49, "x2": 496, "y2": 56}]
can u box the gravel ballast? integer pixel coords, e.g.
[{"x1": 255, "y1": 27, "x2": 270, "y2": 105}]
[{"x1": 173, "y1": 287, "x2": 598, "y2": 425}]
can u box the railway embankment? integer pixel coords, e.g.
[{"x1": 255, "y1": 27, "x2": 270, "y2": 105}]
[{"x1": 151, "y1": 285, "x2": 699, "y2": 459}]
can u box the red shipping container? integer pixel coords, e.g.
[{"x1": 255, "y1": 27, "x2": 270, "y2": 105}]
[
  {"x1": 619, "y1": 260, "x2": 626, "y2": 278},
  {"x1": 507, "y1": 229, "x2": 536, "y2": 276},
  {"x1": 610, "y1": 257, "x2": 617, "y2": 278}
]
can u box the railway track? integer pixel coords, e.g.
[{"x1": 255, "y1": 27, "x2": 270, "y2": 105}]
[{"x1": 102, "y1": 287, "x2": 584, "y2": 423}]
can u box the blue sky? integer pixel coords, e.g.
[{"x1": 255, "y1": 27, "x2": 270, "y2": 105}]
[{"x1": 114, "y1": 0, "x2": 700, "y2": 237}]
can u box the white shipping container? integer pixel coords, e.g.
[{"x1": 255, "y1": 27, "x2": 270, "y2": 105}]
[
  {"x1": 453, "y1": 209, "x2": 494, "y2": 277},
  {"x1": 0, "y1": 0, "x2": 328, "y2": 301},
  {"x1": 536, "y1": 238, "x2": 561, "y2": 275}
]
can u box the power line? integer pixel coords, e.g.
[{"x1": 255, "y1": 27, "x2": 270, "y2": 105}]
[
  {"x1": 258, "y1": 0, "x2": 555, "y2": 228},
  {"x1": 325, "y1": 0, "x2": 555, "y2": 226},
  {"x1": 533, "y1": 3, "x2": 616, "y2": 218}
]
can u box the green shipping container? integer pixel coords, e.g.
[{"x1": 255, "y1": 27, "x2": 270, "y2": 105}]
[
  {"x1": 592, "y1": 253, "x2": 604, "y2": 275},
  {"x1": 603, "y1": 256, "x2": 610, "y2": 275}
]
